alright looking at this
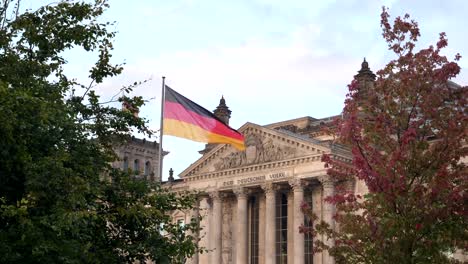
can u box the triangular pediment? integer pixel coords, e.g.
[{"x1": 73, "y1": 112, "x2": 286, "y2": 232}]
[{"x1": 180, "y1": 122, "x2": 332, "y2": 178}]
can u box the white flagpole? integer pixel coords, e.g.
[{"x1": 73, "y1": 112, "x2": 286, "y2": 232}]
[{"x1": 157, "y1": 76, "x2": 166, "y2": 182}]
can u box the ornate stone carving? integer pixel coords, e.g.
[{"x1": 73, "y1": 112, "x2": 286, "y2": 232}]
[
  {"x1": 214, "y1": 133, "x2": 297, "y2": 170},
  {"x1": 276, "y1": 124, "x2": 298, "y2": 133},
  {"x1": 209, "y1": 190, "x2": 221, "y2": 201},
  {"x1": 215, "y1": 151, "x2": 246, "y2": 170},
  {"x1": 233, "y1": 187, "x2": 248, "y2": 199},
  {"x1": 197, "y1": 194, "x2": 210, "y2": 203},
  {"x1": 288, "y1": 178, "x2": 305, "y2": 191},
  {"x1": 261, "y1": 182, "x2": 277, "y2": 195},
  {"x1": 318, "y1": 176, "x2": 336, "y2": 189},
  {"x1": 197, "y1": 195, "x2": 210, "y2": 218},
  {"x1": 221, "y1": 198, "x2": 233, "y2": 264}
]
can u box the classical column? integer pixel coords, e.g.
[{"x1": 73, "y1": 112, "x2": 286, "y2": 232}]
[
  {"x1": 198, "y1": 195, "x2": 211, "y2": 264},
  {"x1": 186, "y1": 207, "x2": 199, "y2": 264},
  {"x1": 258, "y1": 194, "x2": 266, "y2": 264},
  {"x1": 210, "y1": 191, "x2": 223, "y2": 264},
  {"x1": 261, "y1": 182, "x2": 276, "y2": 264},
  {"x1": 287, "y1": 191, "x2": 294, "y2": 264},
  {"x1": 289, "y1": 179, "x2": 305, "y2": 264},
  {"x1": 312, "y1": 185, "x2": 323, "y2": 264},
  {"x1": 234, "y1": 187, "x2": 248, "y2": 264},
  {"x1": 319, "y1": 176, "x2": 335, "y2": 264}
]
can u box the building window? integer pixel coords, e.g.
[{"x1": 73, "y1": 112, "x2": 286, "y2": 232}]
[
  {"x1": 134, "y1": 159, "x2": 140, "y2": 174},
  {"x1": 144, "y1": 161, "x2": 151, "y2": 176},
  {"x1": 123, "y1": 157, "x2": 128, "y2": 171},
  {"x1": 276, "y1": 192, "x2": 288, "y2": 264},
  {"x1": 249, "y1": 196, "x2": 260, "y2": 264},
  {"x1": 304, "y1": 190, "x2": 314, "y2": 264}
]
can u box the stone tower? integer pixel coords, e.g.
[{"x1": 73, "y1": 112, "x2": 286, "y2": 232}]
[
  {"x1": 354, "y1": 58, "x2": 376, "y2": 99},
  {"x1": 213, "y1": 96, "x2": 231, "y2": 125},
  {"x1": 199, "y1": 96, "x2": 232, "y2": 155},
  {"x1": 112, "y1": 137, "x2": 166, "y2": 182}
]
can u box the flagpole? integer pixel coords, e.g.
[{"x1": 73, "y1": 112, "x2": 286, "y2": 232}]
[{"x1": 158, "y1": 76, "x2": 166, "y2": 182}]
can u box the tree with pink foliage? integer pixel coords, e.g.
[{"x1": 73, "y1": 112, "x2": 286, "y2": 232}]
[{"x1": 302, "y1": 7, "x2": 467, "y2": 264}]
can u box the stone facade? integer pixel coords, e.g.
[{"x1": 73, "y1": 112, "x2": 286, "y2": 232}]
[
  {"x1": 167, "y1": 117, "x2": 361, "y2": 264},
  {"x1": 112, "y1": 136, "x2": 164, "y2": 182},
  {"x1": 165, "y1": 60, "x2": 466, "y2": 263},
  {"x1": 162, "y1": 61, "x2": 377, "y2": 264}
]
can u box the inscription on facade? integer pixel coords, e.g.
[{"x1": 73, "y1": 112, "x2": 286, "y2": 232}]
[
  {"x1": 269, "y1": 172, "x2": 286, "y2": 179},
  {"x1": 223, "y1": 181, "x2": 234, "y2": 187},
  {"x1": 238, "y1": 175, "x2": 266, "y2": 185},
  {"x1": 221, "y1": 172, "x2": 287, "y2": 187}
]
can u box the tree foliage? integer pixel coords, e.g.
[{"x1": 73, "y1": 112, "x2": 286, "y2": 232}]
[
  {"x1": 303, "y1": 8, "x2": 467, "y2": 264},
  {"x1": 0, "y1": 1, "x2": 200, "y2": 263}
]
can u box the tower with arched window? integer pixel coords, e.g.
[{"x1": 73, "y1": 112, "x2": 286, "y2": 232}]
[{"x1": 112, "y1": 137, "x2": 168, "y2": 182}]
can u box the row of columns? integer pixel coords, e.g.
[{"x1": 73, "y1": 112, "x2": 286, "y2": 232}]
[{"x1": 193, "y1": 176, "x2": 335, "y2": 264}]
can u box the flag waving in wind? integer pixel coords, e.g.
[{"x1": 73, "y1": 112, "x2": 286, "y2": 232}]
[{"x1": 163, "y1": 85, "x2": 245, "y2": 151}]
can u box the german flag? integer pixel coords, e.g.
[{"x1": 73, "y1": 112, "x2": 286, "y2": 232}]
[{"x1": 163, "y1": 86, "x2": 245, "y2": 150}]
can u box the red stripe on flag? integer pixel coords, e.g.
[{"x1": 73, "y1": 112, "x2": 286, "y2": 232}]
[{"x1": 164, "y1": 101, "x2": 244, "y2": 141}]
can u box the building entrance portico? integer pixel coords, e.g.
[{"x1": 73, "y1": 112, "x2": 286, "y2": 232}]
[
  {"x1": 169, "y1": 122, "x2": 351, "y2": 264},
  {"x1": 188, "y1": 174, "x2": 333, "y2": 264},
  {"x1": 162, "y1": 61, "x2": 382, "y2": 264}
]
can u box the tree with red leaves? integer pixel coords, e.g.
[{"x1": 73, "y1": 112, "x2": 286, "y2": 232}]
[{"x1": 303, "y1": 7, "x2": 467, "y2": 264}]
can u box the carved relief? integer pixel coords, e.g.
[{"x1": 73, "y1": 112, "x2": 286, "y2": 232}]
[
  {"x1": 209, "y1": 190, "x2": 221, "y2": 202},
  {"x1": 318, "y1": 175, "x2": 336, "y2": 189},
  {"x1": 214, "y1": 133, "x2": 297, "y2": 170},
  {"x1": 288, "y1": 178, "x2": 305, "y2": 191},
  {"x1": 216, "y1": 151, "x2": 246, "y2": 170},
  {"x1": 233, "y1": 186, "x2": 248, "y2": 198},
  {"x1": 261, "y1": 182, "x2": 278, "y2": 195},
  {"x1": 276, "y1": 124, "x2": 298, "y2": 133},
  {"x1": 222, "y1": 197, "x2": 233, "y2": 264}
]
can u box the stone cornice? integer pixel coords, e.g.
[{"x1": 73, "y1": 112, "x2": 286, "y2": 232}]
[
  {"x1": 264, "y1": 116, "x2": 317, "y2": 129},
  {"x1": 180, "y1": 122, "x2": 334, "y2": 178},
  {"x1": 182, "y1": 152, "x2": 352, "y2": 184},
  {"x1": 183, "y1": 153, "x2": 324, "y2": 183}
]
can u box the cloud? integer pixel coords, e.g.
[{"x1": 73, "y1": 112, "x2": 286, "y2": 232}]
[
  {"x1": 105, "y1": 24, "x2": 365, "y2": 120},
  {"x1": 90, "y1": 0, "x2": 468, "y2": 179}
]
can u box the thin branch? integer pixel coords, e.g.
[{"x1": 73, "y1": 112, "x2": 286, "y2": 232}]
[
  {"x1": 110, "y1": 87, "x2": 124, "y2": 102},
  {"x1": 80, "y1": 79, "x2": 96, "y2": 101},
  {"x1": 0, "y1": 0, "x2": 10, "y2": 30},
  {"x1": 14, "y1": 0, "x2": 19, "y2": 18},
  {"x1": 85, "y1": 99, "x2": 120, "y2": 106}
]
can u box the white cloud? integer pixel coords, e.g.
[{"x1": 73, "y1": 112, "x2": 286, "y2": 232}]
[{"x1": 92, "y1": 0, "x2": 468, "y2": 179}]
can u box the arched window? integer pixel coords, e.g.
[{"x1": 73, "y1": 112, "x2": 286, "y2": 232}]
[
  {"x1": 123, "y1": 157, "x2": 128, "y2": 171},
  {"x1": 144, "y1": 161, "x2": 151, "y2": 176},
  {"x1": 134, "y1": 159, "x2": 140, "y2": 174}
]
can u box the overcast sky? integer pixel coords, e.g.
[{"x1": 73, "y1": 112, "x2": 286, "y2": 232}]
[{"x1": 26, "y1": 0, "x2": 468, "y2": 179}]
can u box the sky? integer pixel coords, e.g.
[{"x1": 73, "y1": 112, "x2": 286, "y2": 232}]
[{"x1": 25, "y1": 0, "x2": 468, "y2": 180}]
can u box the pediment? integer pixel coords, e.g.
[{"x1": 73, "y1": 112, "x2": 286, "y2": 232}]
[{"x1": 180, "y1": 122, "x2": 331, "y2": 178}]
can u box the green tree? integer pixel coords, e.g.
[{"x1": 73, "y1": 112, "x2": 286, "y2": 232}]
[
  {"x1": 302, "y1": 8, "x2": 467, "y2": 264},
  {"x1": 0, "y1": 1, "x2": 200, "y2": 263}
]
